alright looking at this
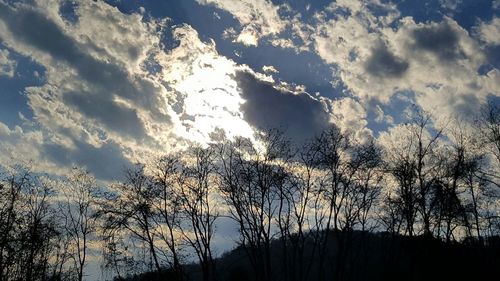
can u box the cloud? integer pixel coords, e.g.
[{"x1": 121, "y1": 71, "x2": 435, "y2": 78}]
[
  {"x1": 0, "y1": 1, "x2": 172, "y2": 145},
  {"x1": 155, "y1": 24, "x2": 334, "y2": 145},
  {"x1": 329, "y1": 97, "x2": 372, "y2": 142},
  {"x1": 410, "y1": 20, "x2": 465, "y2": 61},
  {"x1": 262, "y1": 65, "x2": 279, "y2": 74},
  {"x1": 476, "y1": 17, "x2": 500, "y2": 46},
  {"x1": 0, "y1": 0, "x2": 336, "y2": 177},
  {"x1": 495, "y1": 0, "x2": 500, "y2": 10},
  {"x1": 0, "y1": 48, "x2": 16, "y2": 77},
  {"x1": 0, "y1": 1, "x2": 174, "y2": 178},
  {"x1": 0, "y1": 122, "x2": 44, "y2": 167},
  {"x1": 310, "y1": 1, "x2": 497, "y2": 129},
  {"x1": 42, "y1": 139, "x2": 133, "y2": 181},
  {"x1": 196, "y1": 0, "x2": 286, "y2": 46},
  {"x1": 364, "y1": 41, "x2": 409, "y2": 78},
  {"x1": 439, "y1": 0, "x2": 463, "y2": 11},
  {"x1": 1, "y1": 0, "x2": 495, "y2": 181},
  {"x1": 235, "y1": 70, "x2": 332, "y2": 143},
  {"x1": 155, "y1": 25, "x2": 257, "y2": 144},
  {"x1": 61, "y1": 91, "x2": 147, "y2": 139}
]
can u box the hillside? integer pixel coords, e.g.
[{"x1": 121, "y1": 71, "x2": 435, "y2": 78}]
[{"x1": 119, "y1": 230, "x2": 500, "y2": 281}]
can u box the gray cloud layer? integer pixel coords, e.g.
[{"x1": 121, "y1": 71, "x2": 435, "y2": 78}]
[
  {"x1": 364, "y1": 42, "x2": 409, "y2": 78},
  {"x1": 236, "y1": 71, "x2": 331, "y2": 143},
  {"x1": 411, "y1": 21, "x2": 465, "y2": 61}
]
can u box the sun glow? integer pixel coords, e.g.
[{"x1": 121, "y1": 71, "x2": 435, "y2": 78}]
[{"x1": 173, "y1": 54, "x2": 255, "y2": 145}]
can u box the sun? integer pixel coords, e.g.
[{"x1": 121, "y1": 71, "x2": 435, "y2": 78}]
[{"x1": 172, "y1": 53, "x2": 256, "y2": 145}]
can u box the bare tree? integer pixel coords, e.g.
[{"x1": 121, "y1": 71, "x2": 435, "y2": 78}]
[
  {"x1": 58, "y1": 167, "x2": 98, "y2": 281},
  {"x1": 306, "y1": 126, "x2": 352, "y2": 281},
  {"x1": 385, "y1": 136, "x2": 418, "y2": 237},
  {"x1": 379, "y1": 193, "x2": 404, "y2": 237},
  {"x1": 311, "y1": 126, "x2": 351, "y2": 233},
  {"x1": 286, "y1": 142, "x2": 323, "y2": 281},
  {"x1": 382, "y1": 110, "x2": 444, "y2": 237},
  {"x1": 337, "y1": 140, "x2": 382, "y2": 233},
  {"x1": 101, "y1": 231, "x2": 137, "y2": 279},
  {"x1": 478, "y1": 101, "x2": 500, "y2": 165},
  {"x1": 352, "y1": 140, "x2": 383, "y2": 232},
  {"x1": 216, "y1": 130, "x2": 291, "y2": 281},
  {"x1": 474, "y1": 101, "x2": 500, "y2": 198},
  {"x1": 267, "y1": 132, "x2": 294, "y2": 281},
  {"x1": 150, "y1": 155, "x2": 184, "y2": 280},
  {"x1": 0, "y1": 165, "x2": 65, "y2": 281},
  {"x1": 432, "y1": 125, "x2": 472, "y2": 242},
  {"x1": 0, "y1": 166, "x2": 28, "y2": 280},
  {"x1": 102, "y1": 165, "x2": 163, "y2": 273},
  {"x1": 409, "y1": 111, "x2": 444, "y2": 237},
  {"x1": 217, "y1": 137, "x2": 264, "y2": 280},
  {"x1": 22, "y1": 175, "x2": 57, "y2": 281},
  {"x1": 177, "y1": 146, "x2": 219, "y2": 281}
]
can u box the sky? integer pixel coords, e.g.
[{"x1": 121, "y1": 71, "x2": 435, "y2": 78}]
[{"x1": 0, "y1": 0, "x2": 499, "y2": 182}]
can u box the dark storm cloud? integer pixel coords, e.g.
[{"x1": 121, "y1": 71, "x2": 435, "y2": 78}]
[
  {"x1": 0, "y1": 3, "x2": 169, "y2": 139},
  {"x1": 43, "y1": 140, "x2": 133, "y2": 181},
  {"x1": 364, "y1": 42, "x2": 409, "y2": 78},
  {"x1": 235, "y1": 71, "x2": 330, "y2": 143},
  {"x1": 411, "y1": 21, "x2": 465, "y2": 61}
]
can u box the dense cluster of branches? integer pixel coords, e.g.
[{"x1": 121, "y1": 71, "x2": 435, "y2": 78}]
[
  {"x1": 0, "y1": 167, "x2": 98, "y2": 281},
  {"x1": 0, "y1": 105, "x2": 499, "y2": 281}
]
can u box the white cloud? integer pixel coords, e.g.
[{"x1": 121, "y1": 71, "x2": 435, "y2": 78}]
[
  {"x1": 196, "y1": 0, "x2": 286, "y2": 46},
  {"x1": 262, "y1": 65, "x2": 279, "y2": 73},
  {"x1": 156, "y1": 24, "x2": 333, "y2": 145},
  {"x1": 0, "y1": 48, "x2": 16, "y2": 77},
  {"x1": 439, "y1": 0, "x2": 463, "y2": 11},
  {"x1": 310, "y1": 1, "x2": 497, "y2": 128},
  {"x1": 0, "y1": 1, "x2": 214, "y2": 176},
  {"x1": 329, "y1": 98, "x2": 372, "y2": 143},
  {"x1": 374, "y1": 104, "x2": 394, "y2": 124},
  {"x1": 233, "y1": 0, "x2": 497, "y2": 135},
  {"x1": 269, "y1": 37, "x2": 297, "y2": 50},
  {"x1": 235, "y1": 27, "x2": 260, "y2": 46},
  {"x1": 0, "y1": 121, "x2": 60, "y2": 174},
  {"x1": 156, "y1": 25, "x2": 256, "y2": 144},
  {"x1": 476, "y1": 17, "x2": 500, "y2": 46},
  {"x1": 0, "y1": 0, "x2": 334, "y2": 178}
]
